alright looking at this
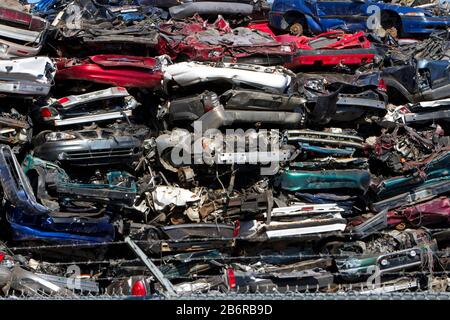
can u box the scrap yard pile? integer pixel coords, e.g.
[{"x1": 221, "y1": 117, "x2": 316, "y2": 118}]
[{"x1": 1, "y1": 0, "x2": 450, "y2": 298}]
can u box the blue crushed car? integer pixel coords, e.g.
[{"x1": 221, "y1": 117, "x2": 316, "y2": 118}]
[
  {"x1": 0, "y1": 144, "x2": 115, "y2": 243},
  {"x1": 269, "y1": 0, "x2": 450, "y2": 37}
]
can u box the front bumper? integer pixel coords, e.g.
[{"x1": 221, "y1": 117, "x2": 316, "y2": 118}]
[
  {"x1": 287, "y1": 48, "x2": 377, "y2": 68},
  {"x1": 33, "y1": 135, "x2": 142, "y2": 166},
  {"x1": 0, "y1": 38, "x2": 42, "y2": 59},
  {"x1": 401, "y1": 15, "x2": 450, "y2": 34},
  {"x1": 51, "y1": 110, "x2": 134, "y2": 127}
]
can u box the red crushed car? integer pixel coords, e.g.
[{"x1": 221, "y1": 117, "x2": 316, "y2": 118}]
[
  {"x1": 248, "y1": 22, "x2": 377, "y2": 68},
  {"x1": 157, "y1": 15, "x2": 377, "y2": 68},
  {"x1": 387, "y1": 197, "x2": 450, "y2": 227},
  {"x1": 157, "y1": 15, "x2": 294, "y2": 66},
  {"x1": 55, "y1": 55, "x2": 164, "y2": 88}
]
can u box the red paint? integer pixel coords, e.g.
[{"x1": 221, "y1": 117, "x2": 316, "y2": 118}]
[
  {"x1": 287, "y1": 51, "x2": 374, "y2": 67},
  {"x1": 0, "y1": 7, "x2": 47, "y2": 31},
  {"x1": 55, "y1": 55, "x2": 163, "y2": 88},
  {"x1": 248, "y1": 23, "x2": 375, "y2": 68},
  {"x1": 157, "y1": 16, "x2": 293, "y2": 63},
  {"x1": 388, "y1": 197, "x2": 450, "y2": 227}
]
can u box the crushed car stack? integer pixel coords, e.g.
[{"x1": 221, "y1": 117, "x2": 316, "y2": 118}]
[{"x1": 0, "y1": 0, "x2": 449, "y2": 298}]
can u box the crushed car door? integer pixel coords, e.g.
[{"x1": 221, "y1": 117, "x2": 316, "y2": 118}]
[{"x1": 316, "y1": 0, "x2": 367, "y2": 31}]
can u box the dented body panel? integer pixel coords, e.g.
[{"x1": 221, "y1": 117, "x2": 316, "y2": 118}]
[
  {"x1": 55, "y1": 55, "x2": 164, "y2": 88},
  {"x1": 0, "y1": 57, "x2": 55, "y2": 96},
  {"x1": 0, "y1": 7, "x2": 48, "y2": 59}
]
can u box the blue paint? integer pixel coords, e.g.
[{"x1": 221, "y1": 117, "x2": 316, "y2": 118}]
[{"x1": 270, "y1": 0, "x2": 450, "y2": 35}]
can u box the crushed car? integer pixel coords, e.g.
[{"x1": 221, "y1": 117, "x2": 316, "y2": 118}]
[
  {"x1": 0, "y1": 0, "x2": 447, "y2": 300},
  {"x1": 0, "y1": 6, "x2": 49, "y2": 59}
]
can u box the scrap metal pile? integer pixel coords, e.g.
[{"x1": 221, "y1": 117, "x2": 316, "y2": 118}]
[{"x1": 0, "y1": 0, "x2": 450, "y2": 298}]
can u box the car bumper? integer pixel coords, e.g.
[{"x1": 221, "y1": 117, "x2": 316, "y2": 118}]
[
  {"x1": 51, "y1": 110, "x2": 134, "y2": 127},
  {"x1": 0, "y1": 38, "x2": 42, "y2": 59},
  {"x1": 33, "y1": 136, "x2": 142, "y2": 166},
  {"x1": 287, "y1": 48, "x2": 377, "y2": 68},
  {"x1": 401, "y1": 15, "x2": 450, "y2": 34}
]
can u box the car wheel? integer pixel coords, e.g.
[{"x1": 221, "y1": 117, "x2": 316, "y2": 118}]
[{"x1": 289, "y1": 22, "x2": 304, "y2": 36}]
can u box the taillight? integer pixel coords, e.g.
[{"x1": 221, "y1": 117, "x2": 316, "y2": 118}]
[
  {"x1": 58, "y1": 97, "x2": 70, "y2": 104},
  {"x1": 0, "y1": 8, "x2": 32, "y2": 27},
  {"x1": 378, "y1": 78, "x2": 387, "y2": 92},
  {"x1": 226, "y1": 267, "x2": 236, "y2": 289},
  {"x1": 40, "y1": 107, "x2": 53, "y2": 119},
  {"x1": 233, "y1": 220, "x2": 240, "y2": 237},
  {"x1": 203, "y1": 92, "x2": 220, "y2": 112},
  {"x1": 0, "y1": 252, "x2": 5, "y2": 262},
  {"x1": 204, "y1": 103, "x2": 213, "y2": 112},
  {"x1": 131, "y1": 279, "x2": 148, "y2": 297},
  {"x1": 398, "y1": 106, "x2": 409, "y2": 114},
  {"x1": 375, "y1": 143, "x2": 382, "y2": 156}
]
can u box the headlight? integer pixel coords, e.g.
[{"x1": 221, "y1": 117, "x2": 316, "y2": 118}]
[
  {"x1": 281, "y1": 45, "x2": 292, "y2": 53},
  {"x1": 208, "y1": 51, "x2": 222, "y2": 58},
  {"x1": 0, "y1": 44, "x2": 8, "y2": 54},
  {"x1": 45, "y1": 132, "x2": 77, "y2": 141},
  {"x1": 403, "y1": 12, "x2": 425, "y2": 17}
]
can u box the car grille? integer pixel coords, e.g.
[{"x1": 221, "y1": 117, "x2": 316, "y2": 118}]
[{"x1": 64, "y1": 147, "x2": 137, "y2": 160}]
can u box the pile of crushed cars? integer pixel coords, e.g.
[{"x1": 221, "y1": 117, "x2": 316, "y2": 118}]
[{"x1": 0, "y1": 0, "x2": 449, "y2": 298}]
